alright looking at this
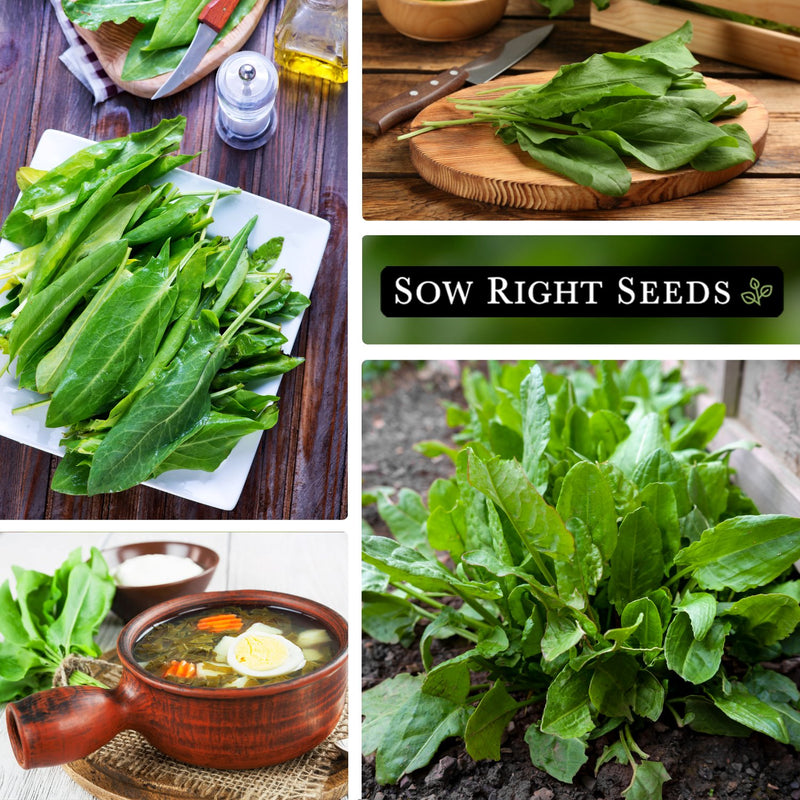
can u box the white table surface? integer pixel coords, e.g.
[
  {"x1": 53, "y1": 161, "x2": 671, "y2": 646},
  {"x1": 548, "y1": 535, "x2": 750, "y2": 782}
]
[{"x1": 0, "y1": 531, "x2": 348, "y2": 800}]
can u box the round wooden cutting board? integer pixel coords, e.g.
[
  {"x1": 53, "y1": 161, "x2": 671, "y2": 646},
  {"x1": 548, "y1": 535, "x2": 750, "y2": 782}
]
[
  {"x1": 408, "y1": 73, "x2": 768, "y2": 211},
  {"x1": 75, "y1": 0, "x2": 270, "y2": 99}
]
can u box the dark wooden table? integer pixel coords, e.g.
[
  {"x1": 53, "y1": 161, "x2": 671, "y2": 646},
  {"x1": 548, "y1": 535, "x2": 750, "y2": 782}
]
[
  {"x1": 363, "y1": 0, "x2": 800, "y2": 220},
  {"x1": 0, "y1": 1, "x2": 347, "y2": 520}
]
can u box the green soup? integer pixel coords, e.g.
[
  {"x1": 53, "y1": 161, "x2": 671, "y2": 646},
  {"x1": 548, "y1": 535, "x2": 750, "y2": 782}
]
[{"x1": 133, "y1": 606, "x2": 338, "y2": 688}]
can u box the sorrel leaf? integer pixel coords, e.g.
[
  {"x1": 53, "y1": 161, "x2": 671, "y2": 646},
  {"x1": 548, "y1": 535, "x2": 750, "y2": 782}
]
[
  {"x1": 664, "y1": 614, "x2": 725, "y2": 684},
  {"x1": 674, "y1": 515, "x2": 800, "y2": 591},
  {"x1": 464, "y1": 680, "x2": 518, "y2": 760},
  {"x1": 47, "y1": 243, "x2": 178, "y2": 427},
  {"x1": 525, "y1": 726, "x2": 588, "y2": 782},
  {"x1": 86, "y1": 310, "x2": 224, "y2": 493}
]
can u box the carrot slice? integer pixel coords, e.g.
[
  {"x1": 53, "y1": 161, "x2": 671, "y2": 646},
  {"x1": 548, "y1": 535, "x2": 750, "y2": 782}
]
[
  {"x1": 197, "y1": 613, "x2": 243, "y2": 631},
  {"x1": 163, "y1": 660, "x2": 197, "y2": 679}
]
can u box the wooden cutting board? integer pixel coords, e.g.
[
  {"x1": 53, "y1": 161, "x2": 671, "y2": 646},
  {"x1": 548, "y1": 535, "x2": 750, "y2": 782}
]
[
  {"x1": 75, "y1": 0, "x2": 270, "y2": 99},
  {"x1": 409, "y1": 73, "x2": 768, "y2": 211}
]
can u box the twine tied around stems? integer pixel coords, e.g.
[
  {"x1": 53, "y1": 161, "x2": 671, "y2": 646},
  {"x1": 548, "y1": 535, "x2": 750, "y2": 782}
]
[{"x1": 52, "y1": 654, "x2": 123, "y2": 689}]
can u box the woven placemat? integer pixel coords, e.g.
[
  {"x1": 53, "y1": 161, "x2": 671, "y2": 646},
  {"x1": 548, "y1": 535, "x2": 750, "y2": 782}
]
[{"x1": 58, "y1": 655, "x2": 348, "y2": 800}]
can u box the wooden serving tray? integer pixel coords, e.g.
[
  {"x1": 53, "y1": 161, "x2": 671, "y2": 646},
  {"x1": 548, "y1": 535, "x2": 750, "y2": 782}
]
[
  {"x1": 75, "y1": 0, "x2": 270, "y2": 99},
  {"x1": 408, "y1": 73, "x2": 768, "y2": 212},
  {"x1": 591, "y1": 0, "x2": 800, "y2": 81}
]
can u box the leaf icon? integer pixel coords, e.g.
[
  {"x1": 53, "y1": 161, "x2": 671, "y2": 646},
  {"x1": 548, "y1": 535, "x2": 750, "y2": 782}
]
[
  {"x1": 741, "y1": 291, "x2": 758, "y2": 305},
  {"x1": 750, "y1": 277, "x2": 760, "y2": 291},
  {"x1": 760, "y1": 284, "x2": 773, "y2": 299}
]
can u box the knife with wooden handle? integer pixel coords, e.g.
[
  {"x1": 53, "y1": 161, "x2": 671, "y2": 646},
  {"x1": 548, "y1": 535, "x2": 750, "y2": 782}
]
[{"x1": 363, "y1": 25, "x2": 554, "y2": 137}]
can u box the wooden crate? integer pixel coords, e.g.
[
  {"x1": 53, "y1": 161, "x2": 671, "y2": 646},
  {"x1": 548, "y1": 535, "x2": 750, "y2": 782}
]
[
  {"x1": 590, "y1": 0, "x2": 800, "y2": 80},
  {"x1": 682, "y1": 361, "x2": 800, "y2": 518}
]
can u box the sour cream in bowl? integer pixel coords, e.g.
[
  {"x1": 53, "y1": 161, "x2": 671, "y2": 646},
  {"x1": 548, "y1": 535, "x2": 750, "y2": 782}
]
[{"x1": 103, "y1": 541, "x2": 219, "y2": 621}]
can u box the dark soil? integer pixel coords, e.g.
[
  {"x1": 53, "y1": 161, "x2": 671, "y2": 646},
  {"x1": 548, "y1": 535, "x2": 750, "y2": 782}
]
[{"x1": 361, "y1": 362, "x2": 800, "y2": 800}]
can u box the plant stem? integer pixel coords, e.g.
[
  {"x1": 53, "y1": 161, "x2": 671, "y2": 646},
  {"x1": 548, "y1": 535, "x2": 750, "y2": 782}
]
[
  {"x1": 450, "y1": 105, "x2": 582, "y2": 133},
  {"x1": 624, "y1": 725, "x2": 650, "y2": 759},
  {"x1": 209, "y1": 384, "x2": 242, "y2": 399},
  {"x1": 665, "y1": 565, "x2": 694, "y2": 588},
  {"x1": 397, "y1": 119, "x2": 483, "y2": 140},
  {"x1": 218, "y1": 271, "x2": 286, "y2": 348},
  {"x1": 529, "y1": 551, "x2": 556, "y2": 589},
  {"x1": 512, "y1": 693, "x2": 546, "y2": 709},
  {"x1": 244, "y1": 317, "x2": 282, "y2": 331},
  {"x1": 200, "y1": 190, "x2": 220, "y2": 241},
  {"x1": 665, "y1": 701, "x2": 685, "y2": 728},
  {"x1": 619, "y1": 727, "x2": 636, "y2": 768},
  {"x1": 12, "y1": 398, "x2": 49, "y2": 414},
  {"x1": 394, "y1": 582, "x2": 448, "y2": 611},
  {"x1": 68, "y1": 671, "x2": 108, "y2": 688},
  {"x1": 452, "y1": 586, "x2": 499, "y2": 628}
]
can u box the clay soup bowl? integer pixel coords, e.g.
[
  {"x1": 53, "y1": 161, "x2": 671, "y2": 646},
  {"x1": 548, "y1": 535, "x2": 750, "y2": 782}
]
[{"x1": 6, "y1": 590, "x2": 348, "y2": 770}]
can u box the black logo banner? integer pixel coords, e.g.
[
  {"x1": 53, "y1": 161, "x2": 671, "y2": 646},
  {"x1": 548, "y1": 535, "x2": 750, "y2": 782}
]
[{"x1": 380, "y1": 267, "x2": 783, "y2": 318}]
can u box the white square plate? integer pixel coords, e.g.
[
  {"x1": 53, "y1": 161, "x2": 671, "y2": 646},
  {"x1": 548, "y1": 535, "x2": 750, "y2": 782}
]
[{"x1": 0, "y1": 130, "x2": 330, "y2": 511}]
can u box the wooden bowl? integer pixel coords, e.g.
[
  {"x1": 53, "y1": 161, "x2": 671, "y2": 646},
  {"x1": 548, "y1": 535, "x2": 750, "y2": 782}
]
[
  {"x1": 102, "y1": 541, "x2": 219, "y2": 622},
  {"x1": 6, "y1": 591, "x2": 348, "y2": 770},
  {"x1": 376, "y1": 0, "x2": 508, "y2": 41}
]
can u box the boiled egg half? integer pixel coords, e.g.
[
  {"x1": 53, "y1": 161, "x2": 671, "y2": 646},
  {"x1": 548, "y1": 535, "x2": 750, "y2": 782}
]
[{"x1": 226, "y1": 628, "x2": 306, "y2": 679}]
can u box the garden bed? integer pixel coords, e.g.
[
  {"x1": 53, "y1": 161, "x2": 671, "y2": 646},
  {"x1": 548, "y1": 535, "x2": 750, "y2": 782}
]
[{"x1": 361, "y1": 362, "x2": 800, "y2": 800}]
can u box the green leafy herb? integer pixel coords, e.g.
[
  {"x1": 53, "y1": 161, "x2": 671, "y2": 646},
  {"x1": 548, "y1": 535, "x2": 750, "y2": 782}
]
[
  {"x1": 0, "y1": 118, "x2": 309, "y2": 496},
  {"x1": 401, "y1": 24, "x2": 755, "y2": 197},
  {"x1": 61, "y1": 0, "x2": 166, "y2": 29},
  {"x1": 362, "y1": 361, "x2": 800, "y2": 797},
  {"x1": 120, "y1": 0, "x2": 259, "y2": 80},
  {"x1": 60, "y1": 0, "x2": 259, "y2": 81},
  {"x1": 0, "y1": 548, "x2": 115, "y2": 702}
]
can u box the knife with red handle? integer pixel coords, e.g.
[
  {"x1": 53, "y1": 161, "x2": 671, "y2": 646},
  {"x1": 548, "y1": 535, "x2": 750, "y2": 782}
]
[{"x1": 151, "y1": 0, "x2": 243, "y2": 100}]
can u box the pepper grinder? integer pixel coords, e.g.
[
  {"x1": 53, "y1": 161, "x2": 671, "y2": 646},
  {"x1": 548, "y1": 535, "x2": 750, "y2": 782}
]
[{"x1": 215, "y1": 51, "x2": 279, "y2": 150}]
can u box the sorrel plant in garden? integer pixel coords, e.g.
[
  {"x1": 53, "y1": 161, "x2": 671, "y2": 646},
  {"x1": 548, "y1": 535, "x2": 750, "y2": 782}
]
[{"x1": 363, "y1": 361, "x2": 800, "y2": 799}]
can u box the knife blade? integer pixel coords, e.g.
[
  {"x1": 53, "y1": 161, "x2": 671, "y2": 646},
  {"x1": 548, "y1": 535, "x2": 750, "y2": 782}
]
[
  {"x1": 362, "y1": 24, "x2": 554, "y2": 137},
  {"x1": 151, "y1": 0, "x2": 242, "y2": 100}
]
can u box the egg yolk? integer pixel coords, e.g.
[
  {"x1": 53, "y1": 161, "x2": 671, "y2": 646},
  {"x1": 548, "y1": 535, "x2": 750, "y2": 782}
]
[{"x1": 231, "y1": 634, "x2": 288, "y2": 671}]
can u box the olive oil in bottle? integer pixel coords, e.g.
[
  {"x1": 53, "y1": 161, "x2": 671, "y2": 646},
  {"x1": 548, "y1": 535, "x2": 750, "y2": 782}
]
[{"x1": 274, "y1": 0, "x2": 348, "y2": 84}]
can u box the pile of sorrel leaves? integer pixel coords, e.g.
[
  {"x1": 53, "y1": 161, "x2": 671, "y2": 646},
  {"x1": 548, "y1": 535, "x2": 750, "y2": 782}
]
[
  {"x1": 0, "y1": 117, "x2": 308, "y2": 496},
  {"x1": 402, "y1": 24, "x2": 755, "y2": 198},
  {"x1": 0, "y1": 547, "x2": 115, "y2": 701},
  {"x1": 362, "y1": 361, "x2": 800, "y2": 800},
  {"x1": 61, "y1": 0, "x2": 259, "y2": 80}
]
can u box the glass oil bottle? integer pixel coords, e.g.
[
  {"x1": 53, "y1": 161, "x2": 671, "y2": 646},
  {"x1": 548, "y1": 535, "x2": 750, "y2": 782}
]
[{"x1": 274, "y1": 0, "x2": 348, "y2": 84}]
